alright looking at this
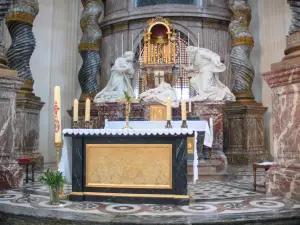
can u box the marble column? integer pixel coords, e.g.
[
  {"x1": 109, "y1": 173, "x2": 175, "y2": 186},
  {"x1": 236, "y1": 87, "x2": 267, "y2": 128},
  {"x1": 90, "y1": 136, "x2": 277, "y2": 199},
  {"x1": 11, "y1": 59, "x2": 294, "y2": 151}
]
[
  {"x1": 225, "y1": 0, "x2": 268, "y2": 164},
  {"x1": 6, "y1": 0, "x2": 45, "y2": 170},
  {"x1": 262, "y1": 0, "x2": 300, "y2": 200},
  {"x1": 78, "y1": 0, "x2": 102, "y2": 103}
]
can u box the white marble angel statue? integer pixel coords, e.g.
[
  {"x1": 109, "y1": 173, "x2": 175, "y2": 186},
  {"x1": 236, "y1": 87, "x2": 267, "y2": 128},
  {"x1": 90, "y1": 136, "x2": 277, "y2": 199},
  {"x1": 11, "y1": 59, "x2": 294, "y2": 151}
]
[
  {"x1": 184, "y1": 46, "x2": 236, "y2": 102},
  {"x1": 139, "y1": 82, "x2": 179, "y2": 107},
  {"x1": 94, "y1": 51, "x2": 135, "y2": 103}
]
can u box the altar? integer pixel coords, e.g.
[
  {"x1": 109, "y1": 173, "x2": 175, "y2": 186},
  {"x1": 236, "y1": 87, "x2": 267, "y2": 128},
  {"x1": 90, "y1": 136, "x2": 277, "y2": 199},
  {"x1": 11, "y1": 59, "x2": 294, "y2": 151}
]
[{"x1": 59, "y1": 121, "x2": 212, "y2": 205}]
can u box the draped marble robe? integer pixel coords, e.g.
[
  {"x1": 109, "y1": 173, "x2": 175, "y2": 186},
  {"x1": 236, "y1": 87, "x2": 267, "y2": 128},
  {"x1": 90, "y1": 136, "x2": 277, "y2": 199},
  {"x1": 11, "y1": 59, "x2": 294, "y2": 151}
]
[
  {"x1": 184, "y1": 47, "x2": 236, "y2": 102},
  {"x1": 94, "y1": 51, "x2": 135, "y2": 103}
]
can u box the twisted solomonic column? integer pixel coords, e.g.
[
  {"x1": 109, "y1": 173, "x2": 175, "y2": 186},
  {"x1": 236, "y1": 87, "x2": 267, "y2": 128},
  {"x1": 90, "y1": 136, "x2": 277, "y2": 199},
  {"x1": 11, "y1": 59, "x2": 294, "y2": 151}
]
[
  {"x1": 282, "y1": 0, "x2": 300, "y2": 61},
  {"x1": 228, "y1": 0, "x2": 255, "y2": 102},
  {"x1": 6, "y1": 0, "x2": 38, "y2": 83},
  {"x1": 288, "y1": 0, "x2": 300, "y2": 35},
  {"x1": 78, "y1": 0, "x2": 102, "y2": 102},
  {"x1": 0, "y1": 0, "x2": 12, "y2": 69}
]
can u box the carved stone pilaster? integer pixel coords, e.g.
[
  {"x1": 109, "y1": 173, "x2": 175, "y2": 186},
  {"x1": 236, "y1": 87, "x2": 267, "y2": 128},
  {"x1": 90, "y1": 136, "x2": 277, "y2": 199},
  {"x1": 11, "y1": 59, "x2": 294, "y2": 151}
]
[
  {"x1": 78, "y1": 0, "x2": 103, "y2": 102},
  {"x1": 5, "y1": 0, "x2": 45, "y2": 170},
  {"x1": 0, "y1": 0, "x2": 12, "y2": 69},
  {"x1": 228, "y1": 0, "x2": 255, "y2": 102},
  {"x1": 0, "y1": 69, "x2": 23, "y2": 190}
]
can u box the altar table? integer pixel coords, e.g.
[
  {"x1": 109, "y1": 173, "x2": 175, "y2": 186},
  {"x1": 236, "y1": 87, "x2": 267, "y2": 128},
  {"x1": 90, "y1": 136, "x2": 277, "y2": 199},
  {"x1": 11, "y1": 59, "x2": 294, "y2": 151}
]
[
  {"x1": 62, "y1": 128, "x2": 196, "y2": 205},
  {"x1": 59, "y1": 121, "x2": 212, "y2": 204}
]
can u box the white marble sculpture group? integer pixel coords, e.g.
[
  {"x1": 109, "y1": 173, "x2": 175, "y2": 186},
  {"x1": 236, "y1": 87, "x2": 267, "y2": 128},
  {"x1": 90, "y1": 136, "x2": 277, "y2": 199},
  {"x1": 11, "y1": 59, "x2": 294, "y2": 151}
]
[{"x1": 94, "y1": 47, "x2": 236, "y2": 105}]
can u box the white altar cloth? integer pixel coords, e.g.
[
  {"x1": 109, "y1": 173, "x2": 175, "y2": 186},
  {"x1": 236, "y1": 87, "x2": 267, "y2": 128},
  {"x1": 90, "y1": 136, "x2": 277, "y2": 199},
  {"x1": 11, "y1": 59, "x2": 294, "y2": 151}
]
[{"x1": 59, "y1": 121, "x2": 212, "y2": 185}]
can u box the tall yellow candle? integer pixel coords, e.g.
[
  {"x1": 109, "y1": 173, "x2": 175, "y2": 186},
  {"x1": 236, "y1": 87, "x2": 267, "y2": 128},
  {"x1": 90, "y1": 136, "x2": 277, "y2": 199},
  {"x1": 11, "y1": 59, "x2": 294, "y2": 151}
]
[
  {"x1": 54, "y1": 86, "x2": 62, "y2": 143},
  {"x1": 181, "y1": 99, "x2": 187, "y2": 121},
  {"x1": 85, "y1": 98, "x2": 91, "y2": 121},
  {"x1": 166, "y1": 97, "x2": 172, "y2": 121},
  {"x1": 73, "y1": 99, "x2": 79, "y2": 122}
]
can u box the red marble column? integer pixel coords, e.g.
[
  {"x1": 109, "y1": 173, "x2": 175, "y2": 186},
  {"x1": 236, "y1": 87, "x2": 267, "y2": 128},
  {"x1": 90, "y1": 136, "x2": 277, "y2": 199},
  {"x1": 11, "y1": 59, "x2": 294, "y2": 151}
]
[{"x1": 263, "y1": 64, "x2": 300, "y2": 200}]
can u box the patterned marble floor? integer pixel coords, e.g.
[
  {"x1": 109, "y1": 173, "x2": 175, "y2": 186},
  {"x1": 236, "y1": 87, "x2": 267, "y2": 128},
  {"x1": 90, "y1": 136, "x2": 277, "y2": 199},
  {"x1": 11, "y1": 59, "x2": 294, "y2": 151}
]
[{"x1": 0, "y1": 165, "x2": 299, "y2": 224}]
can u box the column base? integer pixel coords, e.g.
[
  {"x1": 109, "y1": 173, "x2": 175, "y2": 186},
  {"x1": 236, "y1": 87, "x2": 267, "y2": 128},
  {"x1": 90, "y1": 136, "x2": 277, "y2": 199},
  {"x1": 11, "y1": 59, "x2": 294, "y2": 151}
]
[
  {"x1": 266, "y1": 160, "x2": 300, "y2": 200},
  {"x1": 225, "y1": 103, "x2": 268, "y2": 165},
  {"x1": 14, "y1": 81, "x2": 44, "y2": 171}
]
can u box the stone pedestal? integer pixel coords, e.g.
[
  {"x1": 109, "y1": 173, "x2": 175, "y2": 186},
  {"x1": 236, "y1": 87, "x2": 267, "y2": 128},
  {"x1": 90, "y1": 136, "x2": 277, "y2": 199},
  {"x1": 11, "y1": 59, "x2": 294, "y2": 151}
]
[
  {"x1": 0, "y1": 69, "x2": 23, "y2": 190},
  {"x1": 13, "y1": 81, "x2": 44, "y2": 171},
  {"x1": 263, "y1": 64, "x2": 300, "y2": 200},
  {"x1": 224, "y1": 103, "x2": 268, "y2": 164}
]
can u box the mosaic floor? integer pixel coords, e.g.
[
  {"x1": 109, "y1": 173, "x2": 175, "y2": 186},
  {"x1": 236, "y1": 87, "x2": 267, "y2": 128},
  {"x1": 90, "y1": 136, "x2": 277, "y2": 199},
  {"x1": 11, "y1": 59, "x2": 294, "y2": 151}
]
[{"x1": 0, "y1": 165, "x2": 300, "y2": 224}]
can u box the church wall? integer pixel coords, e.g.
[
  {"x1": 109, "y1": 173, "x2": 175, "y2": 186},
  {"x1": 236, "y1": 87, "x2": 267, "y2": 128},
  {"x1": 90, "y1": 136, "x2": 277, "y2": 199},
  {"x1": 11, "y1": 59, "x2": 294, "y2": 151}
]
[
  {"x1": 249, "y1": 0, "x2": 291, "y2": 157},
  {"x1": 4, "y1": 0, "x2": 81, "y2": 164}
]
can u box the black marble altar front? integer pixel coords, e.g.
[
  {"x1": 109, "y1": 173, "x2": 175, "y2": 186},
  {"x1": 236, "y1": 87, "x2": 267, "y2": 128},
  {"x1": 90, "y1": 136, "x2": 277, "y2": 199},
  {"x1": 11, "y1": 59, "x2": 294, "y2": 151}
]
[{"x1": 67, "y1": 133, "x2": 193, "y2": 205}]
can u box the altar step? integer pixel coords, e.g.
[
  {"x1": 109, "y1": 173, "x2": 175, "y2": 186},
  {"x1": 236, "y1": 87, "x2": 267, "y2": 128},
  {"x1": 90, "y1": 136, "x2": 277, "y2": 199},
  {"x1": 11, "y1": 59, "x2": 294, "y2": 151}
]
[{"x1": 187, "y1": 161, "x2": 232, "y2": 181}]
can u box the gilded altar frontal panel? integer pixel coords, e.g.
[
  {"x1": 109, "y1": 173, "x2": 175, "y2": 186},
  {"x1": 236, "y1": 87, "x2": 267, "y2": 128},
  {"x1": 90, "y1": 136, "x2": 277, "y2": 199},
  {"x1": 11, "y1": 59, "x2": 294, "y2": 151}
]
[{"x1": 86, "y1": 144, "x2": 172, "y2": 189}]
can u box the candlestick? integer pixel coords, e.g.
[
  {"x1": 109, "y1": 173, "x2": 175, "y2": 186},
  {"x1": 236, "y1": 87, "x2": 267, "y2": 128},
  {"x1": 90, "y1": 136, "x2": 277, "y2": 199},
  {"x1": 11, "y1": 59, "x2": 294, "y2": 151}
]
[
  {"x1": 166, "y1": 97, "x2": 172, "y2": 121},
  {"x1": 181, "y1": 99, "x2": 187, "y2": 121},
  {"x1": 85, "y1": 98, "x2": 91, "y2": 121},
  {"x1": 165, "y1": 120, "x2": 172, "y2": 129},
  {"x1": 73, "y1": 99, "x2": 78, "y2": 122},
  {"x1": 188, "y1": 101, "x2": 192, "y2": 113},
  {"x1": 54, "y1": 86, "x2": 61, "y2": 144}
]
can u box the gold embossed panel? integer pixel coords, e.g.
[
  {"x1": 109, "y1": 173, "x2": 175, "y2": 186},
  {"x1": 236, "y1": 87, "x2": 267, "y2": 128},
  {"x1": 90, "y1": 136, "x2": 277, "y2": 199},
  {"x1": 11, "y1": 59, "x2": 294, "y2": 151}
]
[
  {"x1": 150, "y1": 104, "x2": 167, "y2": 121},
  {"x1": 86, "y1": 144, "x2": 172, "y2": 189}
]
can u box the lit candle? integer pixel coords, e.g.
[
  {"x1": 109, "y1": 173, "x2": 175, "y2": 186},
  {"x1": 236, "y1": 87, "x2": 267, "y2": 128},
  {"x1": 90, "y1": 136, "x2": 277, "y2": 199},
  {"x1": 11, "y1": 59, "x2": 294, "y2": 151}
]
[
  {"x1": 166, "y1": 97, "x2": 172, "y2": 121},
  {"x1": 85, "y1": 98, "x2": 91, "y2": 121},
  {"x1": 73, "y1": 99, "x2": 78, "y2": 122},
  {"x1": 54, "y1": 86, "x2": 61, "y2": 143},
  {"x1": 181, "y1": 99, "x2": 186, "y2": 121},
  {"x1": 188, "y1": 101, "x2": 192, "y2": 113}
]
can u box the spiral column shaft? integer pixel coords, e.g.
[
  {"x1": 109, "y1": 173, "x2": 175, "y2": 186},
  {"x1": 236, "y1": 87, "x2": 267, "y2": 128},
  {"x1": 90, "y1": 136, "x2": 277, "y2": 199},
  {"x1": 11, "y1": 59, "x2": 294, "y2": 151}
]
[
  {"x1": 78, "y1": 0, "x2": 103, "y2": 102},
  {"x1": 6, "y1": 0, "x2": 39, "y2": 84},
  {"x1": 228, "y1": 0, "x2": 255, "y2": 102}
]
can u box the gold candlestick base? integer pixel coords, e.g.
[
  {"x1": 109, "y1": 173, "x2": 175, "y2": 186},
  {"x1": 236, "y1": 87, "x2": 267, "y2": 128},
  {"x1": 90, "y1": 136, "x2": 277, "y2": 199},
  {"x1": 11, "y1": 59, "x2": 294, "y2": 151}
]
[
  {"x1": 84, "y1": 121, "x2": 92, "y2": 129},
  {"x1": 165, "y1": 120, "x2": 172, "y2": 128},
  {"x1": 181, "y1": 120, "x2": 188, "y2": 128},
  {"x1": 72, "y1": 121, "x2": 79, "y2": 129}
]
